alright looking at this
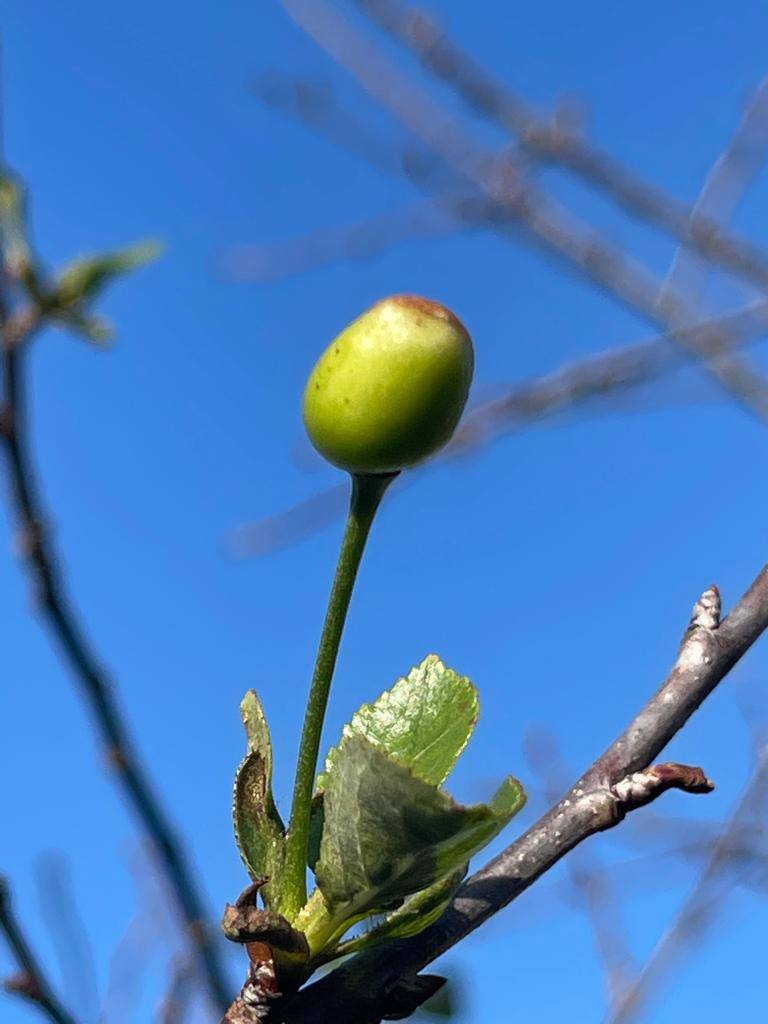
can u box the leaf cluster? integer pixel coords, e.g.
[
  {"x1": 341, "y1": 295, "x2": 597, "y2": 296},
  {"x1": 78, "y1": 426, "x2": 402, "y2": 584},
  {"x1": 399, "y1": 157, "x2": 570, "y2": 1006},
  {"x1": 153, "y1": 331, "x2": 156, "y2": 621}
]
[{"x1": 233, "y1": 655, "x2": 525, "y2": 980}]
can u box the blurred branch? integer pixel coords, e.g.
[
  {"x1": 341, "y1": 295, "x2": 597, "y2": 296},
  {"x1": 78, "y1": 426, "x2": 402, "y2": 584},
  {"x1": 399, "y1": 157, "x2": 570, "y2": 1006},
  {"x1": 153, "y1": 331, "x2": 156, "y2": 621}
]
[
  {"x1": 232, "y1": 296, "x2": 768, "y2": 557},
  {"x1": 242, "y1": 72, "x2": 525, "y2": 282},
  {"x1": 607, "y1": 743, "x2": 768, "y2": 1024},
  {"x1": 227, "y1": 191, "x2": 498, "y2": 282},
  {"x1": 254, "y1": 73, "x2": 453, "y2": 188},
  {"x1": 102, "y1": 845, "x2": 180, "y2": 1024},
  {"x1": 246, "y1": 63, "x2": 768, "y2": 415},
  {"x1": 234, "y1": 1, "x2": 768, "y2": 559},
  {"x1": 655, "y1": 68, "x2": 768, "y2": 418},
  {"x1": 525, "y1": 729, "x2": 634, "y2": 1005},
  {"x1": 279, "y1": 0, "x2": 768, "y2": 421},
  {"x1": 355, "y1": 0, "x2": 768, "y2": 294},
  {"x1": 0, "y1": 250, "x2": 232, "y2": 1014},
  {"x1": 159, "y1": 958, "x2": 197, "y2": 1024},
  {"x1": 34, "y1": 854, "x2": 99, "y2": 1024},
  {"x1": 223, "y1": 574, "x2": 768, "y2": 1022},
  {"x1": 661, "y1": 77, "x2": 768, "y2": 307},
  {"x1": 0, "y1": 876, "x2": 80, "y2": 1024}
]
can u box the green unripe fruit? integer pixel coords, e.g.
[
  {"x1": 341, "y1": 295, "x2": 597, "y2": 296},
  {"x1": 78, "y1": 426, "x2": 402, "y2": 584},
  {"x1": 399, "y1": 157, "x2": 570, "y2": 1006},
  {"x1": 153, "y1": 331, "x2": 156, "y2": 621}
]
[{"x1": 303, "y1": 295, "x2": 474, "y2": 475}]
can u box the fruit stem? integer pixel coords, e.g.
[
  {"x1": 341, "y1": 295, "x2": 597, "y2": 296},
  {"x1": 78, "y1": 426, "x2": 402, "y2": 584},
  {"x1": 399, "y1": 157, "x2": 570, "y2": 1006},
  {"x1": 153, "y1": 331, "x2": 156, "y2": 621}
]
[{"x1": 281, "y1": 471, "x2": 396, "y2": 920}]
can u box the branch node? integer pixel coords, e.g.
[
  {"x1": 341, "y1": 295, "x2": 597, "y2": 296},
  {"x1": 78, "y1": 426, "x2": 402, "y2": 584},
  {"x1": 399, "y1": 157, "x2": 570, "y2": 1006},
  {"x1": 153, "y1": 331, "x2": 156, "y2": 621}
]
[
  {"x1": 3, "y1": 971, "x2": 42, "y2": 1001},
  {"x1": 612, "y1": 762, "x2": 715, "y2": 813},
  {"x1": 689, "y1": 584, "x2": 721, "y2": 630}
]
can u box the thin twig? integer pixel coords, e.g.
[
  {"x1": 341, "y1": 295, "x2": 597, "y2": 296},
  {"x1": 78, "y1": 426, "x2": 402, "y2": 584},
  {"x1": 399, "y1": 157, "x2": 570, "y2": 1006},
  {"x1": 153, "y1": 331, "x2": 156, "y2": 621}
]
[
  {"x1": 0, "y1": 876, "x2": 80, "y2": 1024},
  {"x1": 606, "y1": 744, "x2": 768, "y2": 1024},
  {"x1": 661, "y1": 76, "x2": 768, "y2": 307},
  {"x1": 355, "y1": 0, "x2": 768, "y2": 294},
  {"x1": 159, "y1": 958, "x2": 197, "y2": 1024},
  {"x1": 0, "y1": 315, "x2": 232, "y2": 1014},
  {"x1": 239, "y1": 573, "x2": 768, "y2": 1022},
  {"x1": 232, "y1": 296, "x2": 768, "y2": 557},
  {"x1": 254, "y1": 73, "x2": 452, "y2": 189},
  {"x1": 525, "y1": 729, "x2": 634, "y2": 1005},
  {"x1": 34, "y1": 854, "x2": 99, "y2": 1024},
  {"x1": 655, "y1": 73, "x2": 768, "y2": 422},
  {"x1": 279, "y1": 0, "x2": 768, "y2": 421},
  {"x1": 246, "y1": 65, "x2": 768, "y2": 426},
  {"x1": 226, "y1": 190, "x2": 497, "y2": 282}
]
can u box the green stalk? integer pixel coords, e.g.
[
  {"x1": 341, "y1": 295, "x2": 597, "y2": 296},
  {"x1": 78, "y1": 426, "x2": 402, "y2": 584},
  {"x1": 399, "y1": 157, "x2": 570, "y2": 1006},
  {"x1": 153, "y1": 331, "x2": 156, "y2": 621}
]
[{"x1": 281, "y1": 471, "x2": 395, "y2": 919}]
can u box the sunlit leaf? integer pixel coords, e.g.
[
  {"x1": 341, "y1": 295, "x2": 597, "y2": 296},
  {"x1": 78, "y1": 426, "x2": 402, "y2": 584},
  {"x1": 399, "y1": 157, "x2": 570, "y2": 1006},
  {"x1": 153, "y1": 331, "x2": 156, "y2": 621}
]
[
  {"x1": 310, "y1": 654, "x2": 480, "y2": 869},
  {"x1": 315, "y1": 735, "x2": 524, "y2": 916}
]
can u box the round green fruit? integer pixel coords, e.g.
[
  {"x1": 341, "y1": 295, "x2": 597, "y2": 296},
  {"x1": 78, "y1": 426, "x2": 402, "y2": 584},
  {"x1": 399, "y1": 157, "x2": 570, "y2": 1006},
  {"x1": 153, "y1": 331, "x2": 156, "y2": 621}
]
[{"x1": 303, "y1": 295, "x2": 474, "y2": 475}]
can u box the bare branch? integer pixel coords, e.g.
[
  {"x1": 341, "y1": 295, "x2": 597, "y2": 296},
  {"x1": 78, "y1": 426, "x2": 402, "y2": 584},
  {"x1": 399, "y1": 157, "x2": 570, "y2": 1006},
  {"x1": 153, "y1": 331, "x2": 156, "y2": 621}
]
[
  {"x1": 34, "y1": 853, "x2": 99, "y2": 1024},
  {"x1": 232, "y1": 296, "x2": 768, "y2": 557},
  {"x1": 655, "y1": 74, "x2": 768, "y2": 418},
  {"x1": 0, "y1": 876, "x2": 80, "y2": 1024},
  {"x1": 247, "y1": 59, "x2": 768, "y2": 419},
  {"x1": 158, "y1": 958, "x2": 197, "y2": 1024},
  {"x1": 254, "y1": 73, "x2": 451, "y2": 188},
  {"x1": 279, "y1": 0, "x2": 768, "y2": 421},
  {"x1": 226, "y1": 191, "x2": 497, "y2": 282},
  {"x1": 607, "y1": 745, "x2": 768, "y2": 1024},
  {"x1": 251, "y1": 570, "x2": 768, "y2": 1022},
  {"x1": 0, "y1": 312, "x2": 232, "y2": 1012},
  {"x1": 661, "y1": 77, "x2": 768, "y2": 307},
  {"x1": 355, "y1": 0, "x2": 768, "y2": 294},
  {"x1": 525, "y1": 729, "x2": 635, "y2": 1004}
]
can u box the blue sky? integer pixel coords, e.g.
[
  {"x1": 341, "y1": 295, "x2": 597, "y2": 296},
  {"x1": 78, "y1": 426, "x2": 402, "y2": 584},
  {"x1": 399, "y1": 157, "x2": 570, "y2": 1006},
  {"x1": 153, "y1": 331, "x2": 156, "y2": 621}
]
[{"x1": 2, "y1": 1, "x2": 768, "y2": 1021}]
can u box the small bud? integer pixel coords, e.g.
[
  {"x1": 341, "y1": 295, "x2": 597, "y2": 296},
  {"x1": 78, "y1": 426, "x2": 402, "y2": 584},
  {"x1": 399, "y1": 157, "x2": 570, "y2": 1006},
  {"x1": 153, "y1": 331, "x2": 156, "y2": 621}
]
[{"x1": 303, "y1": 295, "x2": 474, "y2": 475}]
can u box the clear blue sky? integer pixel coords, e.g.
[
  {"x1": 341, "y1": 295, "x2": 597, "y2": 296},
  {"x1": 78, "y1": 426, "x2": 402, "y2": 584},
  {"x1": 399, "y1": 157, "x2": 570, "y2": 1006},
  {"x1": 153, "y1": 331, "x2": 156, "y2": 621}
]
[{"x1": 2, "y1": 2, "x2": 768, "y2": 1022}]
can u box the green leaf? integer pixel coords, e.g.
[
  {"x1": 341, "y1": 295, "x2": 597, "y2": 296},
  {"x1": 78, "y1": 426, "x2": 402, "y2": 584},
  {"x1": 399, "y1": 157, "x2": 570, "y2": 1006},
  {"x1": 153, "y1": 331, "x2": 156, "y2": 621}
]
[
  {"x1": 53, "y1": 241, "x2": 161, "y2": 308},
  {"x1": 309, "y1": 654, "x2": 479, "y2": 870},
  {"x1": 319, "y1": 654, "x2": 478, "y2": 790},
  {"x1": 335, "y1": 865, "x2": 466, "y2": 957},
  {"x1": 314, "y1": 736, "x2": 525, "y2": 917},
  {"x1": 59, "y1": 312, "x2": 115, "y2": 346},
  {"x1": 233, "y1": 691, "x2": 286, "y2": 908}
]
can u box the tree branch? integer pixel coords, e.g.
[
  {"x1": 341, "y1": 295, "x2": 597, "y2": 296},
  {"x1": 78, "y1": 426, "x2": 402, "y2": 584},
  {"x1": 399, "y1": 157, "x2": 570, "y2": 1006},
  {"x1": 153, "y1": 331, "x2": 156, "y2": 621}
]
[
  {"x1": 279, "y1": 0, "x2": 768, "y2": 422},
  {"x1": 238, "y1": 570, "x2": 768, "y2": 1022},
  {"x1": 0, "y1": 312, "x2": 232, "y2": 1014},
  {"x1": 232, "y1": 295, "x2": 768, "y2": 557},
  {"x1": 355, "y1": 0, "x2": 768, "y2": 295},
  {"x1": 0, "y1": 876, "x2": 80, "y2": 1024},
  {"x1": 525, "y1": 728, "x2": 636, "y2": 1004},
  {"x1": 607, "y1": 743, "x2": 768, "y2": 1023}
]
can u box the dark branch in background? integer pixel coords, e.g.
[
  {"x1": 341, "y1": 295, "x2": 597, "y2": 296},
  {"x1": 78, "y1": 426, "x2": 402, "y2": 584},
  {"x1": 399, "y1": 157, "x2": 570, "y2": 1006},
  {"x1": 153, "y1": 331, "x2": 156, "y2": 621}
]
[
  {"x1": 607, "y1": 743, "x2": 768, "y2": 1024},
  {"x1": 0, "y1": 876, "x2": 80, "y2": 1024},
  {"x1": 0, "y1": 295, "x2": 231, "y2": 1014},
  {"x1": 259, "y1": 574, "x2": 768, "y2": 1023}
]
